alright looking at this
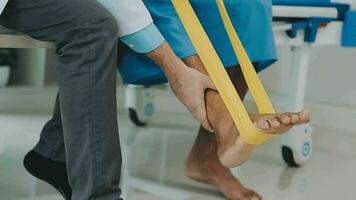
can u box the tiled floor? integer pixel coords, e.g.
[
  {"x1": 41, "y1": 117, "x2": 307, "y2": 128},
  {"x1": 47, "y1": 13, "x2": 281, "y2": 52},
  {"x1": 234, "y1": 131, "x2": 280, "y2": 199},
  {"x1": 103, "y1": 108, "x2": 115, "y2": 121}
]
[
  {"x1": 0, "y1": 112, "x2": 166, "y2": 200},
  {"x1": 1, "y1": 112, "x2": 356, "y2": 200}
]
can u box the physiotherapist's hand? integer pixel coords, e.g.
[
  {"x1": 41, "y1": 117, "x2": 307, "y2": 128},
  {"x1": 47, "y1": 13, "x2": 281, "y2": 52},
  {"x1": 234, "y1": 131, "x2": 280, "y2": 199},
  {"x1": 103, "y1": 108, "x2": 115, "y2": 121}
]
[
  {"x1": 168, "y1": 61, "x2": 217, "y2": 132},
  {"x1": 145, "y1": 42, "x2": 216, "y2": 132}
]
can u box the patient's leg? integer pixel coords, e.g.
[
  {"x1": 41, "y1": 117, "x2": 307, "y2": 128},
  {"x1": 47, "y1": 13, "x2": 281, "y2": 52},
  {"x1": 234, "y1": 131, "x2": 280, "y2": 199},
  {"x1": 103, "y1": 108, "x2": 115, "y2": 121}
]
[
  {"x1": 184, "y1": 59, "x2": 261, "y2": 200},
  {"x1": 186, "y1": 126, "x2": 262, "y2": 200},
  {"x1": 183, "y1": 55, "x2": 309, "y2": 200},
  {"x1": 183, "y1": 55, "x2": 310, "y2": 168}
]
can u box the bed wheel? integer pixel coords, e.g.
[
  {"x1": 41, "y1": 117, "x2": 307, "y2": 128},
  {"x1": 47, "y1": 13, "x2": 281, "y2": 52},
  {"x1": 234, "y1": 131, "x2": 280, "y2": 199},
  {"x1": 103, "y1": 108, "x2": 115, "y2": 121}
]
[
  {"x1": 129, "y1": 108, "x2": 148, "y2": 127},
  {"x1": 125, "y1": 85, "x2": 155, "y2": 127},
  {"x1": 282, "y1": 146, "x2": 300, "y2": 167}
]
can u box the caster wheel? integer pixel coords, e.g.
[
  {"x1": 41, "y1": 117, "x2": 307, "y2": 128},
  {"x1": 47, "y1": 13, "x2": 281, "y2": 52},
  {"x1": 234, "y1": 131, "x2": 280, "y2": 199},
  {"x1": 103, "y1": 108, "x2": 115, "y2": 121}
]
[
  {"x1": 282, "y1": 146, "x2": 300, "y2": 167},
  {"x1": 281, "y1": 124, "x2": 313, "y2": 167},
  {"x1": 125, "y1": 85, "x2": 155, "y2": 127},
  {"x1": 129, "y1": 108, "x2": 147, "y2": 127}
]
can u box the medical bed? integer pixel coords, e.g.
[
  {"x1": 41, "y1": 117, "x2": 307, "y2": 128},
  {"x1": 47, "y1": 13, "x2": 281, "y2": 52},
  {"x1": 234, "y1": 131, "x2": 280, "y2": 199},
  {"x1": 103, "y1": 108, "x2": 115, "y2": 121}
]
[
  {"x1": 125, "y1": 0, "x2": 355, "y2": 168},
  {"x1": 272, "y1": 0, "x2": 354, "y2": 166},
  {"x1": 271, "y1": 1, "x2": 353, "y2": 166},
  {"x1": 120, "y1": 2, "x2": 355, "y2": 197}
]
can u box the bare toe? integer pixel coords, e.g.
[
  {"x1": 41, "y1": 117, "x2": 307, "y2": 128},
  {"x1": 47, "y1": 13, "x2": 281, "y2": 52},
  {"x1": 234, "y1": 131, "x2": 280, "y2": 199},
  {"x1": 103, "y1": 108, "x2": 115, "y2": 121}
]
[
  {"x1": 277, "y1": 113, "x2": 291, "y2": 125},
  {"x1": 289, "y1": 113, "x2": 300, "y2": 124},
  {"x1": 229, "y1": 188, "x2": 262, "y2": 200},
  {"x1": 268, "y1": 118, "x2": 281, "y2": 129},
  {"x1": 252, "y1": 115, "x2": 292, "y2": 134},
  {"x1": 244, "y1": 190, "x2": 262, "y2": 200},
  {"x1": 254, "y1": 119, "x2": 270, "y2": 130},
  {"x1": 296, "y1": 110, "x2": 311, "y2": 124},
  {"x1": 250, "y1": 191, "x2": 262, "y2": 200}
]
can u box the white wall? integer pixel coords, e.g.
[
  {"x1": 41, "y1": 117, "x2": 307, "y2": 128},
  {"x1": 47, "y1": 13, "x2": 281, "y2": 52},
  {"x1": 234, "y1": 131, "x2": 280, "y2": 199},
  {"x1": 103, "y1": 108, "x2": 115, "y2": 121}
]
[
  {"x1": 306, "y1": 0, "x2": 356, "y2": 106},
  {"x1": 259, "y1": 4, "x2": 356, "y2": 130},
  {"x1": 306, "y1": 47, "x2": 356, "y2": 107},
  {"x1": 262, "y1": 2, "x2": 356, "y2": 108}
]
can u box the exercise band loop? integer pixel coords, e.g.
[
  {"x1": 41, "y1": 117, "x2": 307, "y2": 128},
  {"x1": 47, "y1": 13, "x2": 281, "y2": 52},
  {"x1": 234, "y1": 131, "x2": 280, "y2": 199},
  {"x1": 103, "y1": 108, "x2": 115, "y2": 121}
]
[{"x1": 172, "y1": 0, "x2": 276, "y2": 145}]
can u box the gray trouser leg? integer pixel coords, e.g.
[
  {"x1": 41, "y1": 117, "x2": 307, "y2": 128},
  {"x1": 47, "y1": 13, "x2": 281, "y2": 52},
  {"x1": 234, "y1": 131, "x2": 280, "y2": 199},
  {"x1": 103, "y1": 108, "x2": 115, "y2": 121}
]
[
  {"x1": 35, "y1": 93, "x2": 66, "y2": 162},
  {"x1": 0, "y1": 0, "x2": 122, "y2": 199}
]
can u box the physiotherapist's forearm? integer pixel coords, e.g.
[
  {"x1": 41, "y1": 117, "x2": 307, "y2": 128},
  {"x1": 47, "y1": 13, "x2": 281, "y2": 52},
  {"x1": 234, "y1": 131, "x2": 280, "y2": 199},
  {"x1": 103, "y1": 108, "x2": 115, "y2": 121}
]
[
  {"x1": 145, "y1": 41, "x2": 183, "y2": 78},
  {"x1": 120, "y1": 23, "x2": 165, "y2": 53},
  {"x1": 145, "y1": 41, "x2": 216, "y2": 132},
  {"x1": 96, "y1": 0, "x2": 166, "y2": 53},
  {"x1": 96, "y1": 0, "x2": 216, "y2": 131},
  {"x1": 99, "y1": 0, "x2": 182, "y2": 78}
]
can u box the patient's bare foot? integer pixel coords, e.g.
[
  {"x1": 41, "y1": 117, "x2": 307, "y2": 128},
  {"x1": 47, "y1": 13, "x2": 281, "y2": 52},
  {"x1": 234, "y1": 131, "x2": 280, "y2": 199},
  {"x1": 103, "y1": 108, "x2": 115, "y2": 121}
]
[
  {"x1": 214, "y1": 103, "x2": 311, "y2": 167},
  {"x1": 186, "y1": 128, "x2": 262, "y2": 200},
  {"x1": 182, "y1": 55, "x2": 311, "y2": 167},
  {"x1": 182, "y1": 55, "x2": 311, "y2": 196},
  {"x1": 250, "y1": 110, "x2": 311, "y2": 134}
]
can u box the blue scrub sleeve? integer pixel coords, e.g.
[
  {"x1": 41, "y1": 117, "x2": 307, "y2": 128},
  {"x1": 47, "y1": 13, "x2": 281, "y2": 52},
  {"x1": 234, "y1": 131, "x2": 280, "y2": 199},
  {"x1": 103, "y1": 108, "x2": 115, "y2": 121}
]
[{"x1": 120, "y1": 23, "x2": 165, "y2": 53}]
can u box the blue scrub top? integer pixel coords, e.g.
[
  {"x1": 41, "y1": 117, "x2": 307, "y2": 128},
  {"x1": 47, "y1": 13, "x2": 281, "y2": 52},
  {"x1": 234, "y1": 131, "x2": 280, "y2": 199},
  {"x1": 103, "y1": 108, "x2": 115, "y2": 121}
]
[{"x1": 118, "y1": 0, "x2": 277, "y2": 85}]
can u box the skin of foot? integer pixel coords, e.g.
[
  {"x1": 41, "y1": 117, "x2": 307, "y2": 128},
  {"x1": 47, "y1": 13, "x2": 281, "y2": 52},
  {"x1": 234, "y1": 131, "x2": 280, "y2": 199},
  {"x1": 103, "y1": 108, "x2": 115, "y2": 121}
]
[
  {"x1": 183, "y1": 55, "x2": 311, "y2": 168},
  {"x1": 215, "y1": 104, "x2": 311, "y2": 168},
  {"x1": 185, "y1": 127, "x2": 262, "y2": 200},
  {"x1": 182, "y1": 55, "x2": 311, "y2": 199}
]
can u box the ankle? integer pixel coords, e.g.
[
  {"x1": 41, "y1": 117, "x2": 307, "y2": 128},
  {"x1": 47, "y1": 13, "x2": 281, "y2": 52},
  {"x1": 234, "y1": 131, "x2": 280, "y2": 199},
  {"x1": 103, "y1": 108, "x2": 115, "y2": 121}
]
[{"x1": 205, "y1": 90, "x2": 231, "y2": 131}]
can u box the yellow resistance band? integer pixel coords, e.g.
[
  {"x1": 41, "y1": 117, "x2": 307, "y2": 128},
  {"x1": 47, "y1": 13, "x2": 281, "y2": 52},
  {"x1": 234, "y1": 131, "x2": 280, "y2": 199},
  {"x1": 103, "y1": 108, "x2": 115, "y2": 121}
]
[{"x1": 172, "y1": 0, "x2": 276, "y2": 145}]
